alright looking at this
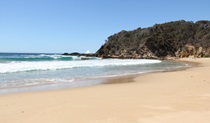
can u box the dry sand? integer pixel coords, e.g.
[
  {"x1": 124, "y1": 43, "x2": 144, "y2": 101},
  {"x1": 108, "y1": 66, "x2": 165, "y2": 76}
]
[{"x1": 1, "y1": 58, "x2": 210, "y2": 123}]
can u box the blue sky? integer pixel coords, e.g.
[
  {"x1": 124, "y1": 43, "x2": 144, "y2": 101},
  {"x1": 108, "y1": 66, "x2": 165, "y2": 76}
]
[{"x1": 0, "y1": 0, "x2": 210, "y2": 53}]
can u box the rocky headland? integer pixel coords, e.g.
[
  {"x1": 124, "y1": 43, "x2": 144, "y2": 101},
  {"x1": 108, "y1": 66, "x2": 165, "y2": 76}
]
[{"x1": 96, "y1": 20, "x2": 210, "y2": 59}]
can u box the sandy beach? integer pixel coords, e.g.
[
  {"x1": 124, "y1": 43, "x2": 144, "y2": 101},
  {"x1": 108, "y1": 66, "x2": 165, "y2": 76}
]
[{"x1": 1, "y1": 58, "x2": 210, "y2": 123}]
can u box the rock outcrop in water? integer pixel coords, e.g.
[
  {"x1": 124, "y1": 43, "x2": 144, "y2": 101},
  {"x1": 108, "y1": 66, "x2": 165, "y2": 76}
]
[
  {"x1": 96, "y1": 20, "x2": 210, "y2": 59},
  {"x1": 62, "y1": 52, "x2": 97, "y2": 57}
]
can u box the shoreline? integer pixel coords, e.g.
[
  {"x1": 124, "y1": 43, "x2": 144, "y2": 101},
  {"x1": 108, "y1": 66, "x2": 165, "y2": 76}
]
[
  {"x1": 1, "y1": 58, "x2": 210, "y2": 123},
  {"x1": 103, "y1": 59, "x2": 196, "y2": 84},
  {"x1": 0, "y1": 59, "x2": 190, "y2": 95}
]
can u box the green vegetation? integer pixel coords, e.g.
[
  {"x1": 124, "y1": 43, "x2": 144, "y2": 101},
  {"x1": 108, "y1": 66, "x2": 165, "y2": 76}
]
[{"x1": 96, "y1": 20, "x2": 210, "y2": 59}]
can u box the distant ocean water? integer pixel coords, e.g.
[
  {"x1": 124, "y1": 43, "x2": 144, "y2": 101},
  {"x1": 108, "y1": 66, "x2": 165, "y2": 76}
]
[{"x1": 0, "y1": 53, "x2": 188, "y2": 94}]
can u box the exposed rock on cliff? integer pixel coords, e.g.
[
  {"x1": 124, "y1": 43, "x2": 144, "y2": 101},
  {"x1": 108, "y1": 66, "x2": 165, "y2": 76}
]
[{"x1": 96, "y1": 20, "x2": 210, "y2": 59}]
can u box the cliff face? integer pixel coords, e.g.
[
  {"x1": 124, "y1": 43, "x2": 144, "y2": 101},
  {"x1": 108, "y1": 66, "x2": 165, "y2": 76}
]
[{"x1": 96, "y1": 20, "x2": 210, "y2": 59}]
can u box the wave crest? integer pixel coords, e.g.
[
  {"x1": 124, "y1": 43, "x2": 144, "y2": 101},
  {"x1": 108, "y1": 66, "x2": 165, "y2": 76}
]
[{"x1": 0, "y1": 59, "x2": 161, "y2": 74}]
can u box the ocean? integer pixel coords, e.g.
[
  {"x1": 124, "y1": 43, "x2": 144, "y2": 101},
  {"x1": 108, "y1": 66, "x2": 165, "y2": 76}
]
[{"x1": 0, "y1": 53, "x2": 188, "y2": 94}]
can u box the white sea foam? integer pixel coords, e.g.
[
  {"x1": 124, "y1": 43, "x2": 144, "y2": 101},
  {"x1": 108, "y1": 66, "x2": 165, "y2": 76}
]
[
  {"x1": 0, "y1": 59, "x2": 161, "y2": 74},
  {"x1": 22, "y1": 54, "x2": 76, "y2": 59},
  {"x1": 0, "y1": 78, "x2": 75, "y2": 88}
]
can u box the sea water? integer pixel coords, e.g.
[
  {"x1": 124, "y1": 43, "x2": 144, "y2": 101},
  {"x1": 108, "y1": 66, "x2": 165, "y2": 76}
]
[{"x1": 0, "y1": 53, "x2": 188, "y2": 94}]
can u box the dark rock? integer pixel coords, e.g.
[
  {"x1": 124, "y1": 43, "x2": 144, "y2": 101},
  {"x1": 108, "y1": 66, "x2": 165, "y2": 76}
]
[
  {"x1": 62, "y1": 52, "x2": 97, "y2": 57},
  {"x1": 62, "y1": 53, "x2": 69, "y2": 55},
  {"x1": 69, "y1": 52, "x2": 80, "y2": 55},
  {"x1": 62, "y1": 52, "x2": 80, "y2": 56}
]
